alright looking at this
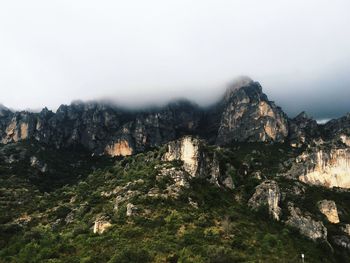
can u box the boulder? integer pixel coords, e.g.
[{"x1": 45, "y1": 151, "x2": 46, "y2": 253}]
[
  {"x1": 248, "y1": 180, "x2": 281, "y2": 221},
  {"x1": 30, "y1": 156, "x2": 48, "y2": 173},
  {"x1": 93, "y1": 216, "x2": 112, "y2": 234},
  {"x1": 342, "y1": 224, "x2": 350, "y2": 236},
  {"x1": 332, "y1": 235, "x2": 350, "y2": 250},
  {"x1": 318, "y1": 200, "x2": 340, "y2": 224},
  {"x1": 286, "y1": 203, "x2": 327, "y2": 241},
  {"x1": 126, "y1": 203, "x2": 137, "y2": 217}
]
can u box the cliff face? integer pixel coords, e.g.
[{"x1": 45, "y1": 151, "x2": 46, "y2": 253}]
[
  {"x1": 216, "y1": 78, "x2": 289, "y2": 144},
  {"x1": 323, "y1": 113, "x2": 350, "y2": 140},
  {"x1": 288, "y1": 111, "x2": 320, "y2": 147},
  {"x1": 0, "y1": 101, "x2": 202, "y2": 156},
  {"x1": 281, "y1": 111, "x2": 350, "y2": 189},
  {"x1": 0, "y1": 78, "x2": 292, "y2": 156},
  {"x1": 0, "y1": 77, "x2": 349, "y2": 177},
  {"x1": 248, "y1": 180, "x2": 282, "y2": 221},
  {"x1": 163, "y1": 136, "x2": 231, "y2": 188},
  {"x1": 298, "y1": 148, "x2": 350, "y2": 188}
]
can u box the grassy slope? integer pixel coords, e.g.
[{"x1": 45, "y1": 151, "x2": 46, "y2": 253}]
[{"x1": 0, "y1": 142, "x2": 347, "y2": 262}]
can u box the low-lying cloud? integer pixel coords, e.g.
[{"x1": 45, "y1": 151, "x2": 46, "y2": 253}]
[{"x1": 0, "y1": 0, "x2": 349, "y2": 120}]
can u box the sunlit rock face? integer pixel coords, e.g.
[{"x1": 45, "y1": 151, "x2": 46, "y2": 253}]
[
  {"x1": 93, "y1": 216, "x2": 112, "y2": 234},
  {"x1": 164, "y1": 136, "x2": 200, "y2": 177},
  {"x1": 216, "y1": 77, "x2": 289, "y2": 145},
  {"x1": 248, "y1": 180, "x2": 281, "y2": 221},
  {"x1": 298, "y1": 148, "x2": 350, "y2": 188},
  {"x1": 340, "y1": 134, "x2": 350, "y2": 147},
  {"x1": 318, "y1": 200, "x2": 340, "y2": 224},
  {"x1": 1, "y1": 113, "x2": 36, "y2": 144},
  {"x1": 163, "y1": 136, "x2": 233, "y2": 188},
  {"x1": 105, "y1": 140, "x2": 133, "y2": 157},
  {"x1": 0, "y1": 101, "x2": 201, "y2": 155}
]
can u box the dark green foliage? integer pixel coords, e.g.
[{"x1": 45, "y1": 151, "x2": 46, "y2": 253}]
[{"x1": 0, "y1": 141, "x2": 348, "y2": 262}]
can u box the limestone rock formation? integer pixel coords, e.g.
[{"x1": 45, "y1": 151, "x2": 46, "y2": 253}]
[
  {"x1": 93, "y1": 216, "x2": 112, "y2": 234},
  {"x1": 0, "y1": 101, "x2": 202, "y2": 156},
  {"x1": 30, "y1": 156, "x2": 48, "y2": 173},
  {"x1": 288, "y1": 112, "x2": 319, "y2": 147},
  {"x1": 216, "y1": 77, "x2": 289, "y2": 144},
  {"x1": 156, "y1": 166, "x2": 190, "y2": 198},
  {"x1": 105, "y1": 140, "x2": 133, "y2": 157},
  {"x1": 286, "y1": 203, "x2": 327, "y2": 241},
  {"x1": 318, "y1": 200, "x2": 340, "y2": 224},
  {"x1": 248, "y1": 180, "x2": 281, "y2": 221},
  {"x1": 323, "y1": 113, "x2": 350, "y2": 140},
  {"x1": 163, "y1": 136, "x2": 201, "y2": 177},
  {"x1": 0, "y1": 77, "x2": 293, "y2": 156},
  {"x1": 163, "y1": 136, "x2": 232, "y2": 188},
  {"x1": 340, "y1": 134, "x2": 350, "y2": 147},
  {"x1": 296, "y1": 148, "x2": 350, "y2": 188},
  {"x1": 126, "y1": 203, "x2": 137, "y2": 217}
]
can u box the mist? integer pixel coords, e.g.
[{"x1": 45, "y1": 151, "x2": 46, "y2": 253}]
[{"x1": 0, "y1": 0, "x2": 349, "y2": 120}]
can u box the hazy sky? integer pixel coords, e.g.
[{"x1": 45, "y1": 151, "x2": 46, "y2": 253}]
[{"x1": 1, "y1": 0, "x2": 349, "y2": 119}]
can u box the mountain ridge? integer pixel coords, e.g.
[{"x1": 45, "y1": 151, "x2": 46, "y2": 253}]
[
  {"x1": 1, "y1": 77, "x2": 347, "y2": 157},
  {"x1": 1, "y1": 78, "x2": 350, "y2": 262}
]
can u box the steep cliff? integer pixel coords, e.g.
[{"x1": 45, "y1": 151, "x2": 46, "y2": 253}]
[
  {"x1": 215, "y1": 77, "x2": 289, "y2": 144},
  {"x1": 285, "y1": 146, "x2": 350, "y2": 189},
  {"x1": 288, "y1": 111, "x2": 320, "y2": 147},
  {"x1": 0, "y1": 77, "x2": 293, "y2": 156},
  {"x1": 0, "y1": 101, "x2": 202, "y2": 156},
  {"x1": 163, "y1": 136, "x2": 232, "y2": 188}
]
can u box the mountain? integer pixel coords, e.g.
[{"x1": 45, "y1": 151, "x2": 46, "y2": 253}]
[
  {"x1": 1, "y1": 77, "x2": 350, "y2": 262},
  {"x1": 0, "y1": 77, "x2": 291, "y2": 155}
]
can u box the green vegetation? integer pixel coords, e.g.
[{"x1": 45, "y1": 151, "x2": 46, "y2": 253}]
[{"x1": 0, "y1": 141, "x2": 347, "y2": 262}]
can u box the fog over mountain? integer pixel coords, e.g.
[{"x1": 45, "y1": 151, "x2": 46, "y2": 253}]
[{"x1": 1, "y1": 0, "x2": 349, "y2": 120}]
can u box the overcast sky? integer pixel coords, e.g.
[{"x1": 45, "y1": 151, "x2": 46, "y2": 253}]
[{"x1": 0, "y1": 0, "x2": 349, "y2": 120}]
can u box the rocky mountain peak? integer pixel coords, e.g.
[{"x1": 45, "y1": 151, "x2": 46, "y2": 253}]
[
  {"x1": 289, "y1": 111, "x2": 319, "y2": 147},
  {"x1": 223, "y1": 77, "x2": 263, "y2": 103},
  {"x1": 216, "y1": 78, "x2": 289, "y2": 144},
  {"x1": 294, "y1": 111, "x2": 310, "y2": 121}
]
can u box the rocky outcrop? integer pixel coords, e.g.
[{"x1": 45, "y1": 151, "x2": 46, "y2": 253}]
[
  {"x1": 286, "y1": 203, "x2": 327, "y2": 241},
  {"x1": 126, "y1": 203, "x2": 137, "y2": 217},
  {"x1": 1, "y1": 112, "x2": 37, "y2": 144},
  {"x1": 0, "y1": 101, "x2": 202, "y2": 156},
  {"x1": 216, "y1": 77, "x2": 289, "y2": 144},
  {"x1": 30, "y1": 156, "x2": 48, "y2": 173},
  {"x1": 156, "y1": 166, "x2": 190, "y2": 198},
  {"x1": 323, "y1": 113, "x2": 350, "y2": 140},
  {"x1": 296, "y1": 148, "x2": 350, "y2": 188},
  {"x1": 105, "y1": 140, "x2": 133, "y2": 157},
  {"x1": 332, "y1": 235, "x2": 350, "y2": 250},
  {"x1": 248, "y1": 180, "x2": 281, "y2": 221},
  {"x1": 163, "y1": 136, "x2": 232, "y2": 188},
  {"x1": 342, "y1": 224, "x2": 350, "y2": 236},
  {"x1": 340, "y1": 134, "x2": 350, "y2": 147},
  {"x1": 0, "y1": 77, "x2": 293, "y2": 156},
  {"x1": 93, "y1": 216, "x2": 112, "y2": 234},
  {"x1": 318, "y1": 200, "x2": 340, "y2": 224},
  {"x1": 288, "y1": 112, "x2": 319, "y2": 147},
  {"x1": 1, "y1": 77, "x2": 349, "y2": 162},
  {"x1": 163, "y1": 136, "x2": 201, "y2": 177}
]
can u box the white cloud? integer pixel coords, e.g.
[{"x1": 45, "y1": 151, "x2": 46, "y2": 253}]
[{"x1": 0, "y1": 0, "x2": 349, "y2": 118}]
